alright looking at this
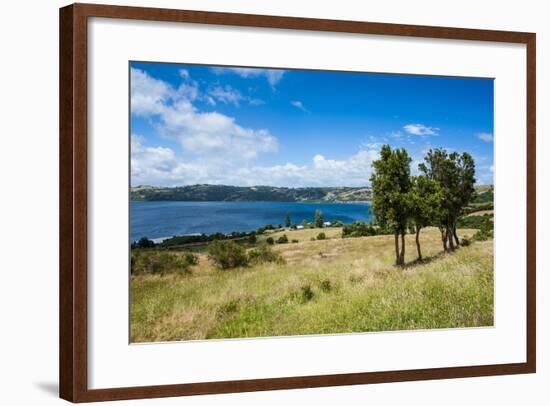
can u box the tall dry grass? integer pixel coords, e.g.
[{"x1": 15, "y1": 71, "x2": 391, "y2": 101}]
[{"x1": 130, "y1": 227, "x2": 492, "y2": 342}]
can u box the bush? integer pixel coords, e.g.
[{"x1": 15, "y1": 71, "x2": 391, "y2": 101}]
[
  {"x1": 131, "y1": 250, "x2": 196, "y2": 275},
  {"x1": 316, "y1": 232, "x2": 326, "y2": 240},
  {"x1": 248, "y1": 243, "x2": 285, "y2": 264},
  {"x1": 248, "y1": 233, "x2": 257, "y2": 244},
  {"x1": 473, "y1": 229, "x2": 493, "y2": 241},
  {"x1": 300, "y1": 284, "x2": 314, "y2": 302},
  {"x1": 461, "y1": 238, "x2": 471, "y2": 246},
  {"x1": 207, "y1": 240, "x2": 248, "y2": 270},
  {"x1": 320, "y1": 279, "x2": 332, "y2": 292},
  {"x1": 184, "y1": 252, "x2": 199, "y2": 265},
  {"x1": 291, "y1": 239, "x2": 299, "y2": 243},
  {"x1": 276, "y1": 234, "x2": 289, "y2": 244},
  {"x1": 342, "y1": 222, "x2": 380, "y2": 238},
  {"x1": 266, "y1": 237, "x2": 274, "y2": 245}
]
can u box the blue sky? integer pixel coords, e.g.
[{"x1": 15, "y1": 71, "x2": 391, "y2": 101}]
[{"x1": 130, "y1": 61, "x2": 494, "y2": 187}]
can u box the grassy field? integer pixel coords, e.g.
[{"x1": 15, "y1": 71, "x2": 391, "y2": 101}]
[{"x1": 130, "y1": 227, "x2": 493, "y2": 342}]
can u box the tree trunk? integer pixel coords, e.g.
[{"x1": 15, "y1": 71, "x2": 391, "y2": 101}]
[
  {"x1": 452, "y1": 225, "x2": 460, "y2": 247},
  {"x1": 447, "y1": 225, "x2": 455, "y2": 252},
  {"x1": 440, "y1": 227, "x2": 447, "y2": 252},
  {"x1": 394, "y1": 233, "x2": 400, "y2": 266},
  {"x1": 415, "y1": 227, "x2": 422, "y2": 261},
  {"x1": 400, "y1": 232, "x2": 406, "y2": 265}
]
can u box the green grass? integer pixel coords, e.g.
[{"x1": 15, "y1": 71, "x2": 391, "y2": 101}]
[{"x1": 130, "y1": 227, "x2": 493, "y2": 342}]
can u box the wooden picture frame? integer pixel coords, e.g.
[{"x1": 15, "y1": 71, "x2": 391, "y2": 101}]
[{"x1": 60, "y1": 3, "x2": 536, "y2": 402}]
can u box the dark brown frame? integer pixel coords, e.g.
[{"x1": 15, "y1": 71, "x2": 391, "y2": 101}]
[{"x1": 60, "y1": 3, "x2": 536, "y2": 402}]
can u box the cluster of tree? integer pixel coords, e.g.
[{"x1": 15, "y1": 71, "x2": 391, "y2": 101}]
[
  {"x1": 131, "y1": 237, "x2": 156, "y2": 249},
  {"x1": 342, "y1": 221, "x2": 392, "y2": 238},
  {"x1": 160, "y1": 231, "x2": 254, "y2": 247},
  {"x1": 131, "y1": 230, "x2": 260, "y2": 250},
  {"x1": 370, "y1": 145, "x2": 476, "y2": 266}
]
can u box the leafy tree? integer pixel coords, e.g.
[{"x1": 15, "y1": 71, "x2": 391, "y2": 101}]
[
  {"x1": 409, "y1": 176, "x2": 442, "y2": 260},
  {"x1": 315, "y1": 210, "x2": 324, "y2": 228},
  {"x1": 419, "y1": 149, "x2": 476, "y2": 252},
  {"x1": 453, "y1": 152, "x2": 476, "y2": 245},
  {"x1": 370, "y1": 145, "x2": 412, "y2": 265},
  {"x1": 134, "y1": 237, "x2": 155, "y2": 249},
  {"x1": 284, "y1": 212, "x2": 291, "y2": 228}
]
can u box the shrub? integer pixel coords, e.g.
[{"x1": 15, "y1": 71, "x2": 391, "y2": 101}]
[
  {"x1": 248, "y1": 243, "x2": 285, "y2": 264},
  {"x1": 316, "y1": 232, "x2": 326, "y2": 240},
  {"x1": 266, "y1": 237, "x2": 274, "y2": 245},
  {"x1": 300, "y1": 284, "x2": 314, "y2": 302},
  {"x1": 184, "y1": 252, "x2": 199, "y2": 265},
  {"x1": 461, "y1": 238, "x2": 471, "y2": 246},
  {"x1": 276, "y1": 234, "x2": 289, "y2": 244},
  {"x1": 291, "y1": 239, "x2": 299, "y2": 243},
  {"x1": 320, "y1": 279, "x2": 332, "y2": 292},
  {"x1": 473, "y1": 229, "x2": 493, "y2": 241},
  {"x1": 131, "y1": 250, "x2": 195, "y2": 275},
  {"x1": 248, "y1": 233, "x2": 257, "y2": 244},
  {"x1": 207, "y1": 240, "x2": 248, "y2": 270}
]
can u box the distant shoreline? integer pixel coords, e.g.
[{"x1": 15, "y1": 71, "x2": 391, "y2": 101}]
[
  {"x1": 130, "y1": 199, "x2": 372, "y2": 204},
  {"x1": 130, "y1": 184, "x2": 373, "y2": 203}
]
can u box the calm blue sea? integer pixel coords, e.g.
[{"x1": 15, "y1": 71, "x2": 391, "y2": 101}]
[{"x1": 130, "y1": 201, "x2": 371, "y2": 242}]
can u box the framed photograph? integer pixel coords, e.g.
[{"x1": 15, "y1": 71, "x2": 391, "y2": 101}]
[{"x1": 59, "y1": 3, "x2": 536, "y2": 402}]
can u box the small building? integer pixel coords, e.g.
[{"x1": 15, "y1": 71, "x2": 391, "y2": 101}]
[
  {"x1": 323, "y1": 221, "x2": 332, "y2": 227},
  {"x1": 296, "y1": 225, "x2": 304, "y2": 230}
]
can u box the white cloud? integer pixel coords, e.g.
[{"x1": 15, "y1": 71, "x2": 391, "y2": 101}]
[
  {"x1": 207, "y1": 85, "x2": 244, "y2": 106},
  {"x1": 403, "y1": 123, "x2": 439, "y2": 136},
  {"x1": 477, "y1": 132, "x2": 494, "y2": 142},
  {"x1": 178, "y1": 69, "x2": 190, "y2": 79},
  {"x1": 130, "y1": 68, "x2": 173, "y2": 116},
  {"x1": 131, "y1": 137, "x2": 380, "y2": 187},
  {"x1": 290, "y1": 100, "x2": 308, "y2": 112},
  {"x1": 211, "y1": 67, "x2": 286, "y2": 86},
  {"x1": 206, "y1": 85, "x2": 263, "y2": 107},
  {"x1": 131, "y1": 68, "x2": 278, "y2": 163},
  {"x1": 130, "y1": 68, "x2": 398, "y2": 187}
]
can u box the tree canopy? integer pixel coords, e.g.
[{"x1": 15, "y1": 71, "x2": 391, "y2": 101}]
[{"x1": 371, "y1": 145, "x2": 476, "y2": 265}]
